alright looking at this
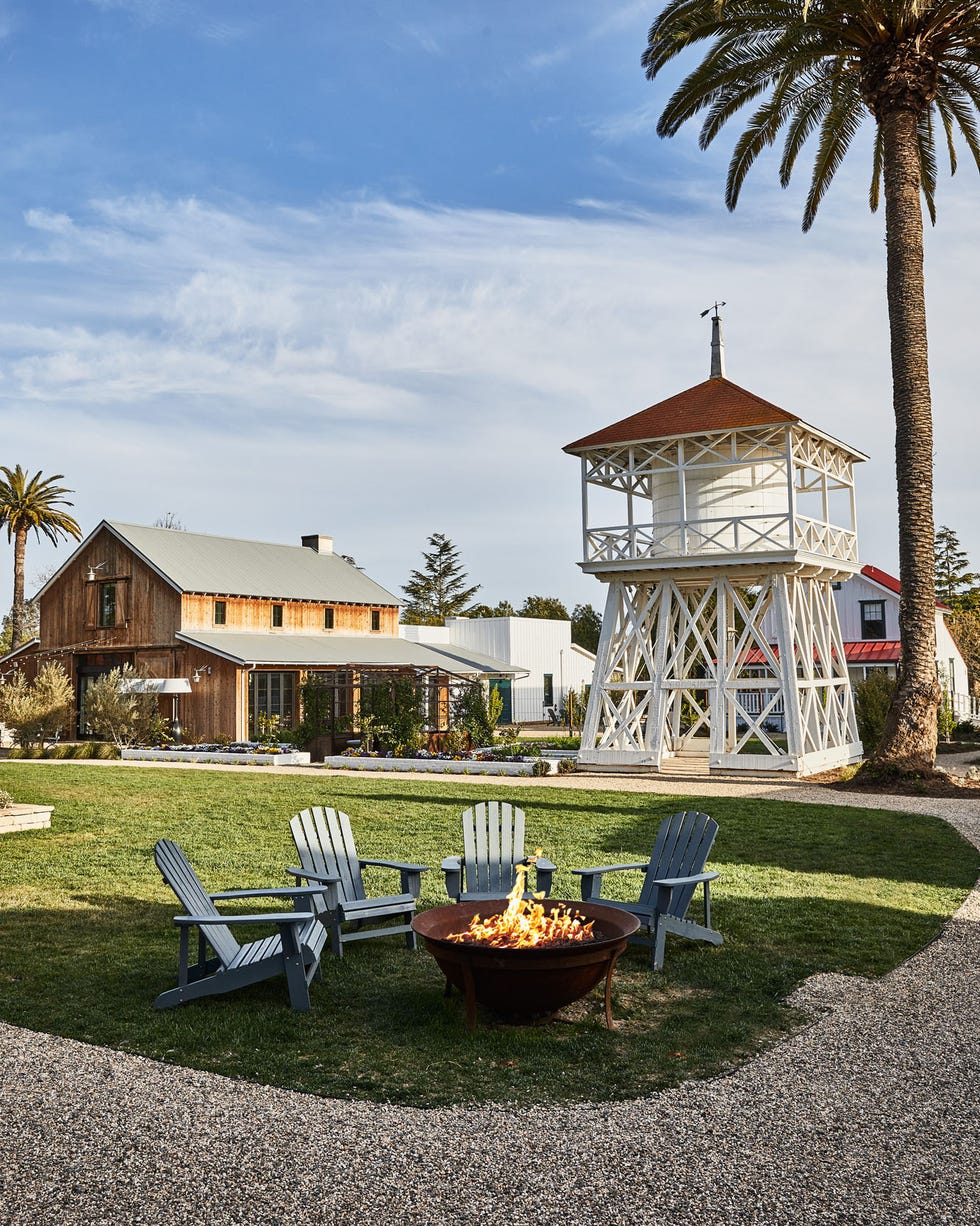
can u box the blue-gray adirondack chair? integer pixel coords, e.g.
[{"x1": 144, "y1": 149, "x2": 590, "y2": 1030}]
[
  {"x1": 287, "y1": 807, "x2": 427, "y2": 957},
  {"x1": 572, "y1": 811, "x2": 722, "y2": 971},
  {"x1": 441, "y1": 801, "x2": 556, "y2": 902},
  {"x1": 153, "y1": 838, "x2": 331, "y2": 1012}
]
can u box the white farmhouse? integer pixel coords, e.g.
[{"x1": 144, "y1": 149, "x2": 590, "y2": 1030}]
[
  {"x1": 400, "y1": 617, "x2": 596, "y2": 725},
  {"x1": 833, "y1": 565, "x2": 975, "y2": 722}
]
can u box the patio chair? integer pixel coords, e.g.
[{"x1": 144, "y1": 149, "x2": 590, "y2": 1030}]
[
  {"x1": 572, "y1": 811, "x2": 723, "y2": 971},
  {"x1": 153, "y1": 838, "x2": 329, "y2": 1012},
  {"x1": 287, "y1": 807, "x2": 427, "y2": 957},
  {"x1": 441, "y1": 800, "x2": 556, "y2": 902}
]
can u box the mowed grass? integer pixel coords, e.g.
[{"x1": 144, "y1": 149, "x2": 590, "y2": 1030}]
[{"x1": 0, "y1": 763, "x2": 975, "y2": 1107}]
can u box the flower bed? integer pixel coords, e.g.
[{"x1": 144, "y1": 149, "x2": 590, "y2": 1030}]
[
  {"x1": 320, "y1": 754, "x2": 556, "y2": 776},
  {"x1": 122, "y1": 743, "x2": 311, "y2": 767}
]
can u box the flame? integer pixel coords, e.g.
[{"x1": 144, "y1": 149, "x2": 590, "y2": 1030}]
[{"x1": 447, "y1": 851, "x2": 596, "y2": 950}]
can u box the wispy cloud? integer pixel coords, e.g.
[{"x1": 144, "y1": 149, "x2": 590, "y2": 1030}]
[{"x1": 2, "y1": 187, "x2": 977, "y2": 609}]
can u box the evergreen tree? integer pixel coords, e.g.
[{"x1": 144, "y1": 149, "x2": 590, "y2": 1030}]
[
  {"x1": 571, "y1": 602, "x2": 602, "y2": 653},
  {"x1": 934, "y1": 525, "x2": 979, "y2": 611},
  {"x1": 401, "y1": 533, "x2": 480, "y2": 625}
]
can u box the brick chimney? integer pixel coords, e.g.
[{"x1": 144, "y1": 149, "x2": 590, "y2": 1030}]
[{"x1": 301, "y1": 534, "x2": 334, "y2": 554}]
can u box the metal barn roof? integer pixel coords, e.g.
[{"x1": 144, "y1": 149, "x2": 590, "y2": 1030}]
[
  {"x1": 69, "y1": 521, "x2": 402, "y2": 605},
  {"x1": 176, "y1": 631, "x2": 523, "y2": 676}
]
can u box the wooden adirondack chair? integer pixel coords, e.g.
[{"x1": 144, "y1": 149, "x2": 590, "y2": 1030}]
[
  {"x1": 572, "y1": 811, "x2": 723, "y2": 971},
  {"x1": 153, "y1": 839, "x2": 330, "y2": 1012},
  {"x1": 287, "y1": 807, "x2": 427, "y2": 958},
  {"x1": 441, "y1": 801, "x2": 556, "y2": 902}
]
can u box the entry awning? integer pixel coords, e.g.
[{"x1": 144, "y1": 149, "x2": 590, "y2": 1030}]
[{"x1": 175, "y1": 631, "x2": 525, "y2": 677}]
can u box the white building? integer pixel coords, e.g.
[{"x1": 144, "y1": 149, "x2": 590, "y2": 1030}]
[
  {"x1": 833, "y1": 565, "x2": 975, "y2": 723},
  {"x1": 400, "y1": 617, "x2": 595, "y2": 725}
]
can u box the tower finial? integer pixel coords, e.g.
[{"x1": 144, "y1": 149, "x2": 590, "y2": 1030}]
[{"x1": 700, "y1": 301, "x2": 726, "y2": 379}]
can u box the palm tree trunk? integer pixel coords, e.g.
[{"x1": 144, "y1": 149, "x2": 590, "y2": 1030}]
[
  {"x1": 9, "y1": 527, "x2": 27, "y2": 650},
  {"x1": 871, "y1": 106, "x2": 940, "y2": 772}
]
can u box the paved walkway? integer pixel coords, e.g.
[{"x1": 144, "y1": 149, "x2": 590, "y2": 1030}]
[{"x1": 1, "y1": 771, "x2": 978, "y2": 1225}]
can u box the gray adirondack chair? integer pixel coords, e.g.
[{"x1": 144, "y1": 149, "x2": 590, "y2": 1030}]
[
  {"x1": 287, "y1": 807, "x2": 427, "y2": 957},
  {"x1": 572, "y1": 811, "x2": 722, "y2": 971},
  {"x1": 153, "y1": 838, "x2": 330, "y2": 1012},
  {"x1": 441, "y1": 801, "x2": 556, "y2": 902}
]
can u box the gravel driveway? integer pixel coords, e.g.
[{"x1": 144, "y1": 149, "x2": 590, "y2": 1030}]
[{"x1": 1, "y1": 775, "x2": 978, "y2": 1225}]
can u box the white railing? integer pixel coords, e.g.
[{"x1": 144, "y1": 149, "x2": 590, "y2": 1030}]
[
  {"x1": 586, "y1": 514, "x2": 858, "y2": 565},
  {"x1": 586, "y1": 514, "x2": 792, "y2": 563}
]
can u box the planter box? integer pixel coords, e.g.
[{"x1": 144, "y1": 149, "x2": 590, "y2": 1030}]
[
  {"x1": 0, "y1": 803, "x2": 53, "y2": 834},
  {"x1": 319, "y1": 755, "x2": 556, "y2": 776},
  {"x1": 121, "y1": 749, "x2": 311, "y2": 767}
]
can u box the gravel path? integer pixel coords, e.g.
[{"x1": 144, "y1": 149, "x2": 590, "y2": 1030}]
[{"x1": 1, "y1": 774, "x2": 979, "y2": 1225}]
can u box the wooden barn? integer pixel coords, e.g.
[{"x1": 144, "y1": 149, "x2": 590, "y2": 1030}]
[{"x1": 2, "y1": 521, "x2": 518, "y2": 747}]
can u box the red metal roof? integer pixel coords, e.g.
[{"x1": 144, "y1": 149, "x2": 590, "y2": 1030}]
[
  {"x1": 861, "y1": 563, "x2": 952, "y2": 611},
  {"x1": 842, "y1": 641, "x2": 902, "y2": 663},
  {"x1": 563, "y1": 377, "x2": 799, "y2": 453},
  {"x1": 739, "y1": 641, "x2": 900, "y2": 666}
]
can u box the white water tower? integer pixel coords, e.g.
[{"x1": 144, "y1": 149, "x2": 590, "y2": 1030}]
[{"x1": 564, "y1": 311, "x2": 865, "y2": 776}]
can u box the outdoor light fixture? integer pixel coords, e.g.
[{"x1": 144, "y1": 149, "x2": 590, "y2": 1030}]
[
  {"x1": 191, "y1": 666, "x2": 212, "y2": 683},
  {"x1": 86, "y1": 562, "x2": 108, "y2": 582}
]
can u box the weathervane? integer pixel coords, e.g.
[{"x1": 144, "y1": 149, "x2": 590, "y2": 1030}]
[{"x1": 700, "y1": 300, "x2": 727, "y2": 378}]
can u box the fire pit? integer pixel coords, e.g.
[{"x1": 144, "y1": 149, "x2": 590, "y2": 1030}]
[{"x1": 412, "y1": 898, "x2": 639, "y2": 1030}]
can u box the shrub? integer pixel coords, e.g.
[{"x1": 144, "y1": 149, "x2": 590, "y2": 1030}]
[
  {"x1": 0, "y1": 663, "x2": 73, "y2": 748},
  {"x1": 0, "y1": 788, "x2": 13, "y2": 809},
  {"x1": 854, "y1": 671, "x2": 897, "y2": 756},
  {"x1": 556, "y1": 757, "x2": 577, "y2": 774},
  {"x1": 531, "y1": 759, "x2": 551, "y2": 776},
  {"x1": 83, "y1": 666, "x2": 170, "y2": 748}
]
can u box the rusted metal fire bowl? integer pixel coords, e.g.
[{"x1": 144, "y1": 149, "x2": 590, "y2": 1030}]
[{"x1": 412, "y1": 900, "x2": 640, "y2": 1031}]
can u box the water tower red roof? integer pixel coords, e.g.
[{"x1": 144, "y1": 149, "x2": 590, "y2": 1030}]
[{"x1": 563, "y1": 377, "x2": 800, "y2": 453}]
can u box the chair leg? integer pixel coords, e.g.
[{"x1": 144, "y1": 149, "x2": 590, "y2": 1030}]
[
  {"x1": 405, "y1": 912, "x2": 417, "y2": 950},
  {"x1": 329, "y1": 915, "x2": 343, "y2": 959},
  {"x1": 280, "y1": 929, "x2": 312, "y2": 1011},
  {"x1": 650, "y1": 916, "x2": 667, "y2": 972}
]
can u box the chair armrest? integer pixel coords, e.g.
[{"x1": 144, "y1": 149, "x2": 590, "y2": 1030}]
[
  {"x1": 361, "y1": 858, "x2": 428, "y2": 898},
  {"x1": 441, "y1": 855, "x2": 462, "y2": 901},
  {"x1": 210, "y1": 886, "x2": 329, "y2": 901},
  {"x1": 174, "y1": 912, "x2": 315, "y2": 926},
  {"x1": 572, "y1": 862, "x2": 648, "y2": 877},
  {"x1": 572, "y1": 862, "x2": 647, "y2": 902},
  {"x1": 649, "y1": 871, "x2": 719, "y2": 887},
  {"x1": 284, "y1": 867, "x2": 341, "y2": 886},
  {"x1": 360, "y1": 858, "x2": 428, "y2": 874},
  {"x1": 531, "y1": 857, "x2": 557, "y2": 897}
]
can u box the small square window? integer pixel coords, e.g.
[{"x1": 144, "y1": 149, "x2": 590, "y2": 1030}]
[
  {"x1": 272, "y1": 604, "x2": 283, "y2": 628},
  {"x1": 214, "y1": 600, "x2": 226, "y2": 626},
  {"x1": 860, "y1": 600, "x2": 886, "y2": 640},
  {"x1": 370, "y1": 609, "x2": 381, "y2": 632},
  {"x1": 324, "y1": 607, "x2": 334, "y2": 630}
]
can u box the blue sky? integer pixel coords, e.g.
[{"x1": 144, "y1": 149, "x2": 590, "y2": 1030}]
[{"x1": 1, "y1": 0, "x2": 978, "y2": 614}]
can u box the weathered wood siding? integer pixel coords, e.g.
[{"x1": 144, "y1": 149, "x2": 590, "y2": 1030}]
[
  {"x1": 40, "y1": 526, "x2": 181, "y2": 652},
  {"x1": 180, "y1": 595, "x2": 399, "y2": 636}
]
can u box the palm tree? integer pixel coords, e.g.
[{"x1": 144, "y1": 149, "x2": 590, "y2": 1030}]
[
  {"x1": 642, "y1": 1, "x2": 980, "y2": 772},
  {"x1": 0, "y1": 466, "x2": 82, "y2": 650}
]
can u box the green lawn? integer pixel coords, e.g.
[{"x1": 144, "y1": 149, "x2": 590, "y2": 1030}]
[{"x1": 0, "y1": 762, "x2": 975, "y2": 1107}]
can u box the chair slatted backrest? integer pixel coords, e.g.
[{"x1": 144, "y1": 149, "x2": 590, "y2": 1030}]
[
  {"x1": 154, "y1": 839, "x2": 241, "y2": 967},
  {"x1": 462, "y1": 801, "x2": 526, "y2": 896},
  {"x1": 291, "y1": 807, "x2": 365, "y2": 906},
  {"x1": 639, "y1": 811, "x2": 718, "y2": 918}
]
